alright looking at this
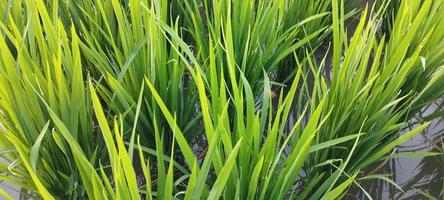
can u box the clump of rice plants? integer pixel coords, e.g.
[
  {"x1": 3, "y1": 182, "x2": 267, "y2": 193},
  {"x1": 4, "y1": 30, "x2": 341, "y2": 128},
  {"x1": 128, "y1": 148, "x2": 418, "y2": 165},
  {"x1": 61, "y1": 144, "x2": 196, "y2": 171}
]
[
  {"x1": 305, "y1": 0, "x2": 444, "y2": 195},
  {"x1": 0, "y1": 0, "x2": 443, "y2": 199}
]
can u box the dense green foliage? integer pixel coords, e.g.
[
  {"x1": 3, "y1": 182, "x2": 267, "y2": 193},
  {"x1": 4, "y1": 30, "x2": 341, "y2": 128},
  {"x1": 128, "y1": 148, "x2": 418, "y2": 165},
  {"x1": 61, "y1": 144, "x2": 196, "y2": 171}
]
[{"x1": 0, "y1": 0, "x2": 443, "y2": 199}]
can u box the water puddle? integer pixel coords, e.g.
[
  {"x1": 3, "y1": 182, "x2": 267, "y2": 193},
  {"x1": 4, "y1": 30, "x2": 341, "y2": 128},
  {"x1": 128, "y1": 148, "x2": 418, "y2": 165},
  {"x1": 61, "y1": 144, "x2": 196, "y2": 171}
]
[{"x1": 353, "y1": 101, "x2": 444, "y2": 199}]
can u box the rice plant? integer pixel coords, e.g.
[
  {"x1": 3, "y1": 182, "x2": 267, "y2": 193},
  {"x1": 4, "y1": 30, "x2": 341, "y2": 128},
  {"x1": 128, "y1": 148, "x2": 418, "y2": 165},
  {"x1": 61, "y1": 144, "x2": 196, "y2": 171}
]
[
  {"x1": 0, "y1": 0, "x2": 443, "y2": 199},
  {"x1": 310, "y1": 0, "x2": 444, "y2": 165},
  {"x1": 177, "y1": 0, "x2": 348, "y2": 94},
  {"x1": 75, "y1": 0, "x2": 201, "y2": 147},
  {"x1": 0, "y1": 1, "x2": 102, "y2": 198},
  {"x1": 304, "y1": 0, "x2": 444, "y2": 196}
]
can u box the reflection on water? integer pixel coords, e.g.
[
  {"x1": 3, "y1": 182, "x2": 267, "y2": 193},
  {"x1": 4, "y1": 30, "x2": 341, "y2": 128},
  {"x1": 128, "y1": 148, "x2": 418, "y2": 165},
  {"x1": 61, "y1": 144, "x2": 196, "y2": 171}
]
[{"x1": 356, "y1": 101, "x2": 444, "y2": 199}]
